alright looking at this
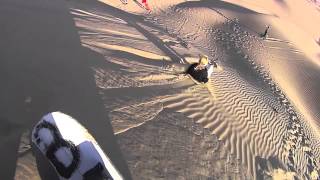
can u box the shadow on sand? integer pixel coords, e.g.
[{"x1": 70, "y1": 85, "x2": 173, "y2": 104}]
[
  {"x1": 0, "y1": 0, "x2": 131, "y2": 179},
  {"x1": 70, "y1": 0, "x2": 186, "y2": 64},
  {"x1": 255, "y1": 156, "x2": 287, "y2": 179}
]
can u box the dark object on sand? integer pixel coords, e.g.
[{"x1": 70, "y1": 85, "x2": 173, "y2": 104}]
[
  {"x1": 272, "y1": 107, "x2": 278, "y2": 113},
  {"x1": 187, "y1": 63, "x2": 209, "y2": 83},
  {"x1": 260, "y1": 25, "x2": 270, "y2": 39}
]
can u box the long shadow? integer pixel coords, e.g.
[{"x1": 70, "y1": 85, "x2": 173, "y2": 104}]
[
  {"x1": 0, "y1": 0, "x2": 131, "y2": 179},
  {"x1": 85, "y1": 43, "x2": 169, "y2": 68},
  {"x1": 102, "y1": 81, "x2": 193, "y2": 101},
  {"x1": 130, "y1": 22, "x2": 186, "y2": 63},
  {"x1": 69, "y1": 0, "x2": 186, "y2": 64}
]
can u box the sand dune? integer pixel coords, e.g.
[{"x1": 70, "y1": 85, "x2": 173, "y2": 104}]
[
  {"x1": 97, "y1": 0, "x2": 319, "y2": 179},
  {"x1": 1, "y1": 0, "x2": 319, "y2": 179}
]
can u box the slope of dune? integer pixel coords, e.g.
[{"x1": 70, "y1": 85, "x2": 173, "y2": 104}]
[
  {"x1": 67, "y1": 1, "x2": 320, "y2": 179},
  {"x1": 87, "y1": 0, "x2": 320, "y2": 179},
  {"x1": 69, "y1": 0, "x2": 320, "y2": 179},
  {"x1": 2, "y1": 0, "x2": 319, "y2": 179}
]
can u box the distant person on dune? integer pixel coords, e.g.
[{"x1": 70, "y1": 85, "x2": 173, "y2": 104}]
[
  {"x1": 187, "y1": 55, "x2": 214, "y2": 83},
  {"x1": 260, "y1": 25, "x2": 270, "y2": 39},
  {"x1": 120, "y1": 0, "x2": 150, "y2": 11},
  {"x1": 141, "y1": 0, "x2": 151, "y2": 11}
]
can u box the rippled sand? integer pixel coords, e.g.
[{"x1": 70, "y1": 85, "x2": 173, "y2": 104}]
[
  {"x1": 3, "y1": 0, "x2": 320, "y2": 179},
  {"x1": 76, "y1": 0, "x2": 319, "y2": 179}
]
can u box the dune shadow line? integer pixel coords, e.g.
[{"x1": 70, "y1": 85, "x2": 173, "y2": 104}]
[{"x1": 0, "y1": 0, "x2": 132, "y2": 179}]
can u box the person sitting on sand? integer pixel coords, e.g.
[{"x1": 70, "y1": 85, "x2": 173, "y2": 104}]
[{"x1": 186, "y1": 55, "x2": 214, "y2": 83}]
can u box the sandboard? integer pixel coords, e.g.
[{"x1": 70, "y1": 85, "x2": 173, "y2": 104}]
[{"x1": 31, "y1": 112, "x2": 123, "y2": 180}]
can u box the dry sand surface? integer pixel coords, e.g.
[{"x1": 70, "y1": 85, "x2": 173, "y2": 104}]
[{"x1": 1, "y1": 0, "x2": 320, "y2": 179}]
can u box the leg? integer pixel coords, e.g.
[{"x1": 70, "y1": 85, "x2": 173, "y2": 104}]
[{"x1": 207, "y1": 65, "x2": 214, "y2": 78}]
